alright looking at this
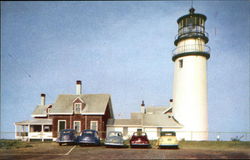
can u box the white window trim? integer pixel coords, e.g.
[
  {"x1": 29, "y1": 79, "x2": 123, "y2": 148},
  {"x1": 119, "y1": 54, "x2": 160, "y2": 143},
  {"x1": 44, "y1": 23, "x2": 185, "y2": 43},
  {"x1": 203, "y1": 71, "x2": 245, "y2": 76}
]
[
  {"x1": 31, "y1": 115, "x2": 47, "y2": 117},
  {"x1": 73, "y1": 121, "x2": 81, "y2": 133},
  {"x1": 58, "y1": 120, "x2": 66, "y2": 133},
  {"x1": 81, "y1": 113, "x2": 104, "y2": 115},
  {"x1": 74, "y1": 103, "x2": 82, "y2": 114},
  {"x1": 49, "y1": 113, "x2": 73, "y2": 115},
  {"x1": 90, "y1": 121, "x2": 98, "y2": 131},
  {"x1": 73, "y1": 97, "x2": 84, "y2": 103}
]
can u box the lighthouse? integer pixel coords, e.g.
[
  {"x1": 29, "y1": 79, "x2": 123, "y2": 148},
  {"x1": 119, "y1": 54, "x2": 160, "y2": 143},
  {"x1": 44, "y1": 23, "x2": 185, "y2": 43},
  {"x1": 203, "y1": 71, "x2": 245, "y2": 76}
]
[{"x1": 172, "y1": 8, "x2": 210, "y2": 140}]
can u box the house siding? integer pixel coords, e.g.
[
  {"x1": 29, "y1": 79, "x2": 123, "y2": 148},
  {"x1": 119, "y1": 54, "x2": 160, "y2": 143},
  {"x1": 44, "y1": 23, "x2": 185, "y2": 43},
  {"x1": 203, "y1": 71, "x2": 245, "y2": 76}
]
[{"x1": 50, "y1": 102, "x2": 111, "y2": 139}]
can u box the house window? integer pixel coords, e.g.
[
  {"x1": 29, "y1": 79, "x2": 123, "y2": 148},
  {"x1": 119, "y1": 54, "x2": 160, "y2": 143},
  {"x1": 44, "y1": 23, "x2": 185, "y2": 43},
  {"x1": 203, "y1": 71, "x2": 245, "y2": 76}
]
[
  {"x1": 58, "y1": 120, "x2": 66, "y2": 132},
  {"x1": 30, "y1": 125, "x2": 42, "y2": 132},
  {"x1": 74, "y1": 121, "x2": 81, "y2": 133},
  {"x1": 90, "y1": 121, "x2": 98, "y2": 131},
  {"x1": 137, "y1": 129, "x2": 142, "y2": 132},
  {"x1": 74, "y1": 103, "x2": 82, "y2": 114},
  {"x1": 123, "y1": 127, "x2": 128, "y2": 136},
  {"x1": 179, "y1": 59, "x2": 183, "y2": 68},
  {"x1": 44, "y1": 125, "x2": 52, "y2": 132}
]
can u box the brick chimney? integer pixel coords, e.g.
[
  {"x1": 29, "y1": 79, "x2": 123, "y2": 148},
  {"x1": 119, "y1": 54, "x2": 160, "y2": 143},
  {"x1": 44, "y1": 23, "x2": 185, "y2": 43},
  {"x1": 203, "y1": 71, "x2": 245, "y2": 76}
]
[
  {"x1": 76, "y1": 80, "x2": 82, "y2": 95},
  {"x1": 41, "y1": 93, "x2": 46, "y2": 105}
]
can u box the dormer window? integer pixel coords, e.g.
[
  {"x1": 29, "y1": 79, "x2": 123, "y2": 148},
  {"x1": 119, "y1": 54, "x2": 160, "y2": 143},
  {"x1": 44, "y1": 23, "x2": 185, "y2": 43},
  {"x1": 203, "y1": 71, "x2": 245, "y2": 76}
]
[{"x1": 74, "y1": 103, "x2": 82, "y2": 114}]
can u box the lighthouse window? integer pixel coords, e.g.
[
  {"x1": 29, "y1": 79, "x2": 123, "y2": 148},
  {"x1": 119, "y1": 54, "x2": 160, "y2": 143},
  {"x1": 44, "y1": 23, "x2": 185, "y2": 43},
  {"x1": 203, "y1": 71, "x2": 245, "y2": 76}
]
[
  {"x1": 179, "y1": 59, "x2": 183, "y2": 68},
  {"x1": 187, "y1": 17, "x2": 194, "y2": 26}
]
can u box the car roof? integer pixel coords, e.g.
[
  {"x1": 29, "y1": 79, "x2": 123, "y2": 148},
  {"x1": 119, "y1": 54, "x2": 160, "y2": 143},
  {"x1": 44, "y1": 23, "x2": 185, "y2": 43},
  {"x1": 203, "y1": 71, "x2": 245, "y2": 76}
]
[
  {"x1": 82, "y1": 129, "x2": 98, "y2": 133},
  {"x1": 108, "y1": 131, "x2": 122, "y2": 134},
  {"x1": 61, "y1": 129, "x2": 75, "y2": 131}
]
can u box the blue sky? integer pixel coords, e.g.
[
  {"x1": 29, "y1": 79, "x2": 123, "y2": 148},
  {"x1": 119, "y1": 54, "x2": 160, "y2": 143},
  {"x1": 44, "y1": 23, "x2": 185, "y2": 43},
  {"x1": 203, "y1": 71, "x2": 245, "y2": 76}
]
[{"x1": 1, "y1": 1, "x2": 249, "y2": 139}]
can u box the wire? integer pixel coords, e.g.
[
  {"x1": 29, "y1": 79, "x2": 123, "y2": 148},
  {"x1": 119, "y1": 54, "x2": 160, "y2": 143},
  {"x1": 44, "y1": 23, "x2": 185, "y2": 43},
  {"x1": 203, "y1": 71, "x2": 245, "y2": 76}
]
[
  {"x1": 7, "y1": 53, "x2": 32, "y2": 78},
  {"x1": 6, "y1": 52, "x2": 52, "y2": 97}
]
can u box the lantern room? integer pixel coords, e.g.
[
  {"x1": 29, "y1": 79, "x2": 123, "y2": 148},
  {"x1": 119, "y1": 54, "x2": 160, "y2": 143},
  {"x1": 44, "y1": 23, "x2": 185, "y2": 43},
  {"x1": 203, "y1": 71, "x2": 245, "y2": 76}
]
[
  {"x1": 174, "y1": 8, "x2": 209, "y2": 45},
  {"x1": 172, "y1": 8, "x2": 210, "y2": 61}
]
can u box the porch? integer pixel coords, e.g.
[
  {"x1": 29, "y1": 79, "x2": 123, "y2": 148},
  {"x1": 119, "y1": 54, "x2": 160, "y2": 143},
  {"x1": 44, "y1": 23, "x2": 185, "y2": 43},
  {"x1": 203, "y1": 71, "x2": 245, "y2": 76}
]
[{"x1": 15, "y1": 119, "x2": 52, "y2": 141}]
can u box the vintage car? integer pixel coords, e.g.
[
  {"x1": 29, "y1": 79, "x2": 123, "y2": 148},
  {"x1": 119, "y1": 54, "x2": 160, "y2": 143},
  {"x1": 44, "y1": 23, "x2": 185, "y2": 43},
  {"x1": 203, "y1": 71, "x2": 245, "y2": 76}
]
[
  {"x1": 56, "y1": 129, "x2": 77, "y2": 146},
  {"x1": 77, "y1": 129, "x2": 100, "y2": 146},
  {"x1": 157, "y1": 131, "x2": 179, "y2": 148},
  {"x1": 130, "y1": 131, "x2": 150, "y2": 148},
  {"x1": 104, "y1": 131, "x2": 125, "y2": 147}
]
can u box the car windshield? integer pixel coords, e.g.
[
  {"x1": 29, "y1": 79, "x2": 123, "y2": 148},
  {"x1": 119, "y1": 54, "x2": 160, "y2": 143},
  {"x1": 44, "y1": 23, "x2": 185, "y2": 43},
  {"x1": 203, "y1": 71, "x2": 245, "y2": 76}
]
[
  {"x1": 133, "y1": 132, "x2": 146, "y2": 136},
  {"x1": 161, "y1": 132, "x2": 176, "y2": 136},
  {"x1": 108, "y1": 132, "x2": 122, "y2": 137},
  {"x1": 62, "y1": 130, "x2": 73, "y2": 134},
  {"x1": 82, "y1": 131, "x2": 94, "y2": 135}
]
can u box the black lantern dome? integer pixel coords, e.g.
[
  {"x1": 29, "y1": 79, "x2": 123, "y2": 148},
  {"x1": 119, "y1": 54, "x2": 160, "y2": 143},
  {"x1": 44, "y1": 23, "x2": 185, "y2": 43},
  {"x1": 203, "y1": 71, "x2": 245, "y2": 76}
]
[
  {"x1": 174, "y1": 8, "x2": 209, "y2": 46},
  {"x1": 172, "y1": 8, "x2": 210, "y2": 61}
]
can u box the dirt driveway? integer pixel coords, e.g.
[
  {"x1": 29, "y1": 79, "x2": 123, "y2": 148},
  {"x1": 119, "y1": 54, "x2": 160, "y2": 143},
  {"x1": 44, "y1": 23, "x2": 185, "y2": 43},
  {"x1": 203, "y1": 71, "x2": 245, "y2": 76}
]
[{"x1": 0, "y1": 143, "x2": 249, "y2": 159}]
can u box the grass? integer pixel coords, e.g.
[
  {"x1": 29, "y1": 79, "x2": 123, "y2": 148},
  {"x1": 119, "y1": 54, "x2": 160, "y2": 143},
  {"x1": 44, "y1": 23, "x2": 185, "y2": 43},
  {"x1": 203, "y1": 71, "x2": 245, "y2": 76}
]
[
  {"x1": 115, "y1": 139, "x2": 250, "y2": 150},
  {"x1": 178, "y1": 141, "x2": 250, "y2": 151},
  {"x1": 1, "y1": 139, "x2": 249, "y2": 151},
  {"x1": 0, "y1": 139, "x2": 33, "y2": 149}
]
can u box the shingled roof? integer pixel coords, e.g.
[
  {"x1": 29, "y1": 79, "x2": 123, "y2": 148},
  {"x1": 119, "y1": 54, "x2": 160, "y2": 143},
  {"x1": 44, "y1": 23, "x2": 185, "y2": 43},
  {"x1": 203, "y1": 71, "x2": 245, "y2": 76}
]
[
  {"x1": 107, "y1": 106, "x2": 182, "y2": 128},
  {"x1": 49, "y1": 94, "x2": 113, "y2": 116},
  {"x1": 142, "y1": 114, "x2": 182, "y2": 127},
  {"x1": 145, "y1": 106, "x2": 168, "y2": 114},
  {"x1": 32, "y1": 105, "x2": 50, "y2": 117},
  {"x1": 15, "y1": 119, "x2": 52, "y2": 125},
  {"x1": 107, "y1": 119, "x2": 142, "y2": 126}
]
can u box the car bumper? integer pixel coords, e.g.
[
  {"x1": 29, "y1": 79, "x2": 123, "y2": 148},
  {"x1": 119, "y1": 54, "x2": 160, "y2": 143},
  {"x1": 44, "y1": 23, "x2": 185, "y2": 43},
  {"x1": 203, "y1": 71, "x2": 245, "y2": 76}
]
[
  {"x1": 57, "y1": 140, "x2": 76, "y2": 143},
  {"x1": 159, "y1": 144, "x2": 178, "y2": 147},
  {"x1": 104, "y1": 142, "x2": 124, "y2": 146},
  {"x1": 78, "y1": 140, "x2": 99, "y2": 145},
  {"x1": 159, "y1": 144, "x2": 179, "y2": 148},
  {"x1": 130, "y1": 143, "x2": 150, "y2": 147}
]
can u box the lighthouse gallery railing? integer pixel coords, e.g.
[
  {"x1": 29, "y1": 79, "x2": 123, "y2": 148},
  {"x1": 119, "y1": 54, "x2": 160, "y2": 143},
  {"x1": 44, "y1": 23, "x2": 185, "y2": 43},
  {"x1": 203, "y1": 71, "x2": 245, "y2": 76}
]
[{"x1": 172, "y1": 44, "x2": 211, "y2": 56}]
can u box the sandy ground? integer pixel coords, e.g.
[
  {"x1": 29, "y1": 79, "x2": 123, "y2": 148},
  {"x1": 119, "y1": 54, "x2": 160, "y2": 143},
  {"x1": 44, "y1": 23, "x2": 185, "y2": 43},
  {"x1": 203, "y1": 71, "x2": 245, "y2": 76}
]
[{"x1": 0, "y1": 142, "x2": 249, "y2": 159}]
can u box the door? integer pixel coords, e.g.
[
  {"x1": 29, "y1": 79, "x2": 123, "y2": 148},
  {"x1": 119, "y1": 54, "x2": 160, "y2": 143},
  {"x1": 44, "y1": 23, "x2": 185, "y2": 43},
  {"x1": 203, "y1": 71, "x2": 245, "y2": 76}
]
[{"x1": 74, "y1": 121, "x2": 81, "y2": 133}]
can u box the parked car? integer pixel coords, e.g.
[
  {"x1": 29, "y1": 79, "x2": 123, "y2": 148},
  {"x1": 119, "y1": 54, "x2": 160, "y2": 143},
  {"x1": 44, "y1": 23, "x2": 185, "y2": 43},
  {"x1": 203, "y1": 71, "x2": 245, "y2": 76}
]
[
  {"x1": 56, "y1": 129, "x2": 77, "y2": 146},
  {"x1": 104, "y1": 131, "x2": 125, "y2": 147},
  {"x1": 130, "y1": 131, "x2": 150, "y2": 148},
  {"x1": 77, "y1": 129, "x2": 100, "y2": 146},
  {"x1": 156, "y1": 131, "x2": 179, "y2": 149}
]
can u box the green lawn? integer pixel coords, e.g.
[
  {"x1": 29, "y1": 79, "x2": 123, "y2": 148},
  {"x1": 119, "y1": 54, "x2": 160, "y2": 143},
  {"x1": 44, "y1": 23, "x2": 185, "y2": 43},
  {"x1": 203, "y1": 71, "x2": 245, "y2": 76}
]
[
  {"x1": 0, "y1": 139, "x2": 32, "y2": 149},
  {"x1": 178, "y1": 141, "x2": 250, "y2": 150},
  {"x1": 1, "y1": 139, "x2": 250, "y2": 151}
]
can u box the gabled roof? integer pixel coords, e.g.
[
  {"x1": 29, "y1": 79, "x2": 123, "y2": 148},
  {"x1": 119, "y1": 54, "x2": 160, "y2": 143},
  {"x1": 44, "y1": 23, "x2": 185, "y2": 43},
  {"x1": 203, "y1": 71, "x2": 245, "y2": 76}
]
[
  {"x1": 145, "y1": 106, "x2": 168, "y2": 114},
  {"x1": 142, "y1": 114, "x2": 182, "y2": 128},
  {"x1": 15, "y1": 119, "x2": 52, "y2": 125},
  {"x1": 32, "y1": 105, "x2": 51, "y2": 117},
  {"x1": 107, "y1": 119, "x2": 142, "y2": 126},
  {"x1": 107, "y1": 105, "x2": 182, "y2": 128},
  {"x1": 162, "y1": 106, "x2": 173, "y2": 114},
  {"x1": 49, "y1": 94, "x2": 113, "y2": 116},
  {"x1": 131, "y1": 112, "x2": 143, "y2": 119}
]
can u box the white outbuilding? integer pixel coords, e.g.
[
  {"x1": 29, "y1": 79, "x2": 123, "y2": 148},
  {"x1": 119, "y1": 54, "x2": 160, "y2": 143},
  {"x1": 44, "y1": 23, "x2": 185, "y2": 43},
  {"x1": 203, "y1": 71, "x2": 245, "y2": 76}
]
[{"x1": 107, "y1": 101, "x2": 183, "y2": 140}]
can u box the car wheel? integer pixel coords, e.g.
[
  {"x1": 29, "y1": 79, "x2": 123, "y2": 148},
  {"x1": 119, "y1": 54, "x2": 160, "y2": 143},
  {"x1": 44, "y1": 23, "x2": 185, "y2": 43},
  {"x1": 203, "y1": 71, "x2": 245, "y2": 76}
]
[{"x1": 59, "y1": 143, "x2": 62, "y2": 146}]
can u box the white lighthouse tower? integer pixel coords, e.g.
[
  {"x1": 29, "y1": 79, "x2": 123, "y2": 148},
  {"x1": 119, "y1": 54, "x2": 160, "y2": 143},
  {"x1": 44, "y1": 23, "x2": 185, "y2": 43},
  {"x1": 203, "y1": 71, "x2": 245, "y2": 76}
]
[{"x1": 172, "y1": 8, "x2": 210, "y2": 140}]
